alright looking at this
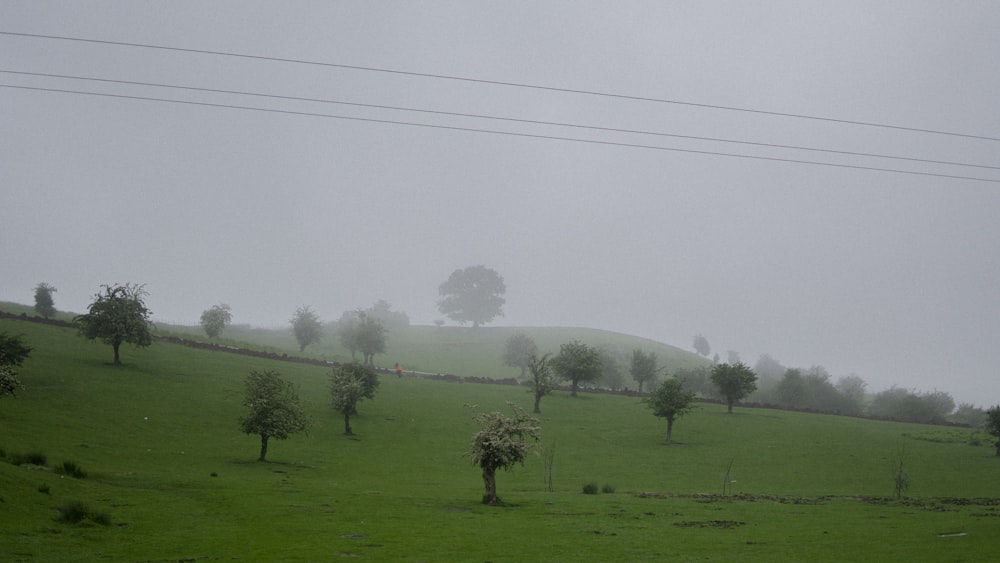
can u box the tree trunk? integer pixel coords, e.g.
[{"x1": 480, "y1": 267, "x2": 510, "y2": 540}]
[
  {"x1": 344, "y1": 412, "x2": 353, "y2": 435},
  {"x1": 666, "y1": 418, "x2": 674, "y2": 445},
  {"x1": 533, "y1": 392, "x2": 542, "y2": 414},
  {"x1": 995, "y1": 440, "x2": 1000, "y2": 456},
  {"x1": 112, "y1": 342, "x2": 121, "y2": 365},
  {"x1": 482, "y1": 465, "x2": 498, "y2": 505},
  {"x1": 571, "y1": 379, "x2": 578, "y2": 397},
  {"x1": 727, "y1": 398, "x2": 734, "y2": 413},
  {"x1": 258, "y1": 433, "x2": 269, "y2": 461}
]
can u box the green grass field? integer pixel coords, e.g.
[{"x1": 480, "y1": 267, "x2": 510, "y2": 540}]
[{"x1": 2, "y1": 315, "x2": 999, "y2": 561}]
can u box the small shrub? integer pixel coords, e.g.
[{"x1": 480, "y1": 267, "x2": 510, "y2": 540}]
[
  {"x1": 38, "y1": 483, "x2": 50, "y2": 494},
  {"x1": 56, "y1": 501, "x2": 89, "y2": 523},
  {"x1": 58, "y1": 461, "x2": 87, "y2": 479},
  {"x1": 56, "y1": 501, "x2": 111, "y2": 526},
  {"x1": 582, "y1": 482, "x2": 599, "y2": 495},
  {"x1": 601, "y1": 484, "x2": 616, "y2": 494},
  {"x1": 10, "y1": 451, "x2": 47, "y2": 466}
]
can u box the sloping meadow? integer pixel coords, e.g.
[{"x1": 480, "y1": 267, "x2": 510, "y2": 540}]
[{"x1": 2, "y1": 318, "x2": 998, "y2": 561}]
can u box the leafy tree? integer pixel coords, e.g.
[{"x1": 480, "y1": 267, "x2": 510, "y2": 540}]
[
  {"x1": 368, "y1": 299, "x2": 410, "y2": 330},
  {"x1": 502, "y1": 332, "x2": 538, "y2": 379},
  {"x1": 950, "y1": 403, "x2": 987, "y2": 427},
  {"x1": 693, "y1": 334, "x2": 711, "y2": 358},
  {"x1": 645, "y1": 378, "x2": 697, "y2": 444},
  {"x1": 238, "y1": 369, "x2": 308, "y2": 461},
  {"x1": 437, "y1": 265, "x2": 506, "y2": 328},
  {"x1": 337, "y1": 310, "x2": 362, "y2": 359},
  {"x1": 549, "y1": 340, "x2": 602, "y2": 397},
  {"x1": 356, "y1": 313, "x2": 387, "y2": 367},
  {"x1": 75, "y1": 283, "x2": 154, "y2": 365},
  {"x1": 0, "y1": 333, "x2": 30, "y2": 400},
  {"x1": 629, "y1": 348, "x2": 658, "y2": 393},
  {"x1": 835, "y1": 374, "x2": 868, "y2": 415},
  {"x1": 869, "y1": 387, "x2": 949, "y2": 424},
  {"x1": 199, "y1": 303, "x2": 232, "y2": 338},
  {"x1": 330, "y1": 362, "x2": 380, "y2": 435},
  {"x1": 33, "y1": 283, "x2": 57, "y2": 318},
  {"x1": 0, "y1": 365, "x2": 22, "y2": 398},
  {"x1": 985, "y1": 406, "x2": 1000, "y2": 457},
  {"x1": 0, "y1": 332, "x2": 33, "y2": 367},
  {"x1": 468, "y1": 403, "x2": 540, "y2": 505},
  {"x1": 710, "y1": 362, "x2": 757, "y2": 413},
  {"x1": 290, "y1": 306, "x2": 322, "y2": 352},
  {"x1": 525, "y1": 354, "x2": 556, "y2": 414},
  {"x1": 597, "y1": 348, "x2": 625, "y2": 391}
]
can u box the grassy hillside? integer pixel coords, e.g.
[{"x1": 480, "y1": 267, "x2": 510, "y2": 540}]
[{"x1": 2, "y1": 317, "x2": 999, "y2": 561}]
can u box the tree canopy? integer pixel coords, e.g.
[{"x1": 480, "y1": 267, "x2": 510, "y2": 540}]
[
  {"x1": 525, "y1": 353, "x2": 556, "y2": 414},
  {"x1": 33, "y1": 282, "x2": 57, "y2": 318},
  {"x1": 437, "y1": 265, "x2": 506, "y2": 328},
  {"x1": 0, "y1": 332, "x2": 31, "y2": 399},
  {"x1": 329, "y1": 362, "x2": 380, "y2": 435},
  {"x1": 645, "y1": 378, "x2": 697, "y2": 444},
  {"x1": 290, "y1": 306, "x2": 322, "y2": 352},
  {"x1": 468, "y1": 403, "x2": 540, "y2": 505},
  {"x1": 239, "y1": 369, "x2": 308, "y2": 461},
  {"x1": 0, "y1": 332, "x2": 33, "y2": 367},
  {"x1": 550, "y1": 340, "x2": 602, "y2": 397},
  {"x1": 75, "y1": 283, "x2": 154, "y2": 365},
  {"x1": 629, "y1": 348, "x2": 658, "y2": 393},
  {"x1": 200, "y1": 303, "x2": 233, "y2": 338},
  {"x1": 985, "y1": 406, "x2": 1000, "y2": 457},
  {"x1": 710, "y1": 362, "x2": 758, "y2": 413},
  {"x1": 693, "y1": 334, "x2": 711, "y2": 358},
  {"x1": 502, "y1": 331, "x2": 538, "y2": 379}
]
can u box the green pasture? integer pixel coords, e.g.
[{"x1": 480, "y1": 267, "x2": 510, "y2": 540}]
[{"x1": 1, "y1": 317, "x2": 999, "y2": 561}]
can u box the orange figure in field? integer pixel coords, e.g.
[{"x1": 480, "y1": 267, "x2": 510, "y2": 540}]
[{"x1": 395, "y1": 362, "x2": 403, "y2": 378}]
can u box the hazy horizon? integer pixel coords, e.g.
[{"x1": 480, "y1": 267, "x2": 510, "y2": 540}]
[{"x1": 3, "y1": 2, "x2": 999, "y2": 407}]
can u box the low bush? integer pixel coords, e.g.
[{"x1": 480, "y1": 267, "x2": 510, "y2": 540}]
[
  {"x1": 601, "y1": 484, "x2": 616, "y2": 494},
  {"x1": 582, "y1": 482, "x2": 599, "y2": 495},
  {"x1": 56, "y1": 501, "x2": 111, "y2": 526},
  {"x1": 10, "y1": 451, "x2": 47, "y2": 466},
  {"x1": 58, "y1": 460, "x2": 87, "y2": 479}
]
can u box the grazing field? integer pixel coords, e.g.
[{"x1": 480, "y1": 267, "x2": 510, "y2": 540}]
[{"x1": 1, "y1": 317, "x2": 998, "y2": 561}]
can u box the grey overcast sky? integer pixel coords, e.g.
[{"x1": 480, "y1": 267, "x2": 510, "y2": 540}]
[{"x1": 2, "y1": 2, "x2": 999, "y2": 406}]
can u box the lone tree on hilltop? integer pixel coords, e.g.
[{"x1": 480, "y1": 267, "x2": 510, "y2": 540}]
[
  {"x1": 33, "y1": 283, "x2": 57, "y2": 318},
  {"x1": 645, "y1": 378, "x2": 697, "y2": 444},
  {"x1": 985, "y1": 405, "x2": 1000, "y2": 457},
  {"x1": 75, "y1": 283, "x2": 154, "y2": 365},
  {"x1": 693, "y1": 334, "x2": 711, "y2": 358},
  {"x1": 290, "y1": 306, "x2": 322, "y2": 352},
  {"x1": 630, "y1": 348, "x2": 658, "y2": 393},
  {"x1": 526, "y1": 353, "x2": 556, "y2": 414},
  {"x1": 330, "y1": 362, "x2": 380, "y2": 435},
  {"x1": 468, "y1": 403, "x2": 540, "y2": 505},
  {"x1": 550, "y1": 340, "x2": 602, "y2": 397},
  {"x1": 437, "y1": 265, "x2": 506, "y2": 328},
  {"x1": 239, "y1": 369, "x2": 308, "y2": 462},
  {"x1": 710, "y1": 362, "x2": 758, "y2": 414},
  {"x1": 503, "y1": 332, "x2": 538, "y2": 379}
]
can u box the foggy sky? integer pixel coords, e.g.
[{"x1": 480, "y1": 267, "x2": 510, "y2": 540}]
[{"x1": 2, "y1": 2, "x2": 999, "y2": 406}]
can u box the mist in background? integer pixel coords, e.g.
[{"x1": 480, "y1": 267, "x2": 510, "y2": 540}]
[{"x1": 2, "y1": 2, "x2": 999, "y2": 406}]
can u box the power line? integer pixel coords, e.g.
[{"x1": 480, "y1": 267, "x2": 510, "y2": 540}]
[
  {"x1": 4, "y1": 83, "x2": 998, "y2": 184},
  {"x1": 2, "y1": 30, "x2": 998, "y2": 143},
  {"x1": 3, "y1": 69, "x2": 995, "y2": 172}
]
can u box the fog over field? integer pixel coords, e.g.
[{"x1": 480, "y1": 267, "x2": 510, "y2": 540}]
[{"x1": 2, "y1": 3, "x2": 999, "y2": 406}]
